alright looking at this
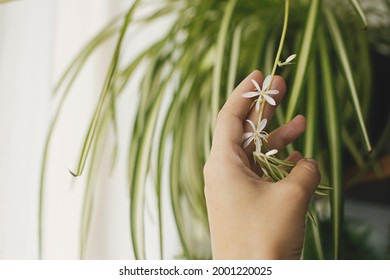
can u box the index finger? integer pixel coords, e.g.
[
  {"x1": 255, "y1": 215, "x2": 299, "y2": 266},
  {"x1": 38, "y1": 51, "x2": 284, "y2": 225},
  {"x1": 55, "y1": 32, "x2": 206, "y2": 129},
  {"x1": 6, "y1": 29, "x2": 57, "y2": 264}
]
[{"x1": 212, "y1": 70, "x2": 264, "y2": 149}]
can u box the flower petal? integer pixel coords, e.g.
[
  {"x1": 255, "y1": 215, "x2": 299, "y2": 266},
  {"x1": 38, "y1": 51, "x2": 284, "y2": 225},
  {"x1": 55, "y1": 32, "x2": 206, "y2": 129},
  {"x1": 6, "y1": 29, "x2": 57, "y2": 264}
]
[
  {"x1": 266, "y1": 89, "x2": 279, "y2": 95},
  {"x1": 258, "y1": 118, "x2": 267, "y2": 131},
  {"x1": 262, "y1": 75, "x2": 272, "y2": 90},
  {"x1": 242, "y1": 91, "x2": 259, "y2": 98},
  {"x1": 266, "y1": 149, "x2": 278, "y2": 156},
  {"x1": 242, "y1": 137, "x2": 254, "y2": 149},
  {"x1": 251, "y1": 79, "x2": 261, "y2": 92},
  {"x1": 286, "y1": 54, "x2": 296, "y2": 63},
  {"x1": 245, "y1": 119, "x2": 256, "y2": 132},
  {"x1": 242, "y1": 132, "x2": 253, "y2": 141},
  {"x1": 263, "y1": 94, "x2": 276, "y2": 106},
  {"x1": 260, "y1": 132, "x2": 268, "y2": 140},
  {"x1": 255, "y1": 96, "x2": 261, "y2": 113}
]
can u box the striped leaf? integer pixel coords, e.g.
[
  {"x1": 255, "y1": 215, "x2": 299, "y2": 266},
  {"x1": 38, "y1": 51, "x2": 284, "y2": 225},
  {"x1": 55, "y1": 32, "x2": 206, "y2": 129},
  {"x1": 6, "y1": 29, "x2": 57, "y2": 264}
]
[
  {"x1": 348, "y1": 0, "x2": 368, "y2": 28},
  {"x1": 70, "y1": 1, "x2": 140, "y2": 177},
  {"x1": 285, "y1": 0, "x2": 320, "y2": 122},
  {"x1": 319, "y1": 32, "x2": 343, "y2": 260},
  {"x1": 303, "y1": 62, "x2": 318, "y2": 158},
  {"x1": 325, "y1": 10, "x2": 372, "y2": 152},
  {"x1": 212, "y1": 0, "x2": 238, "y2": 124}
]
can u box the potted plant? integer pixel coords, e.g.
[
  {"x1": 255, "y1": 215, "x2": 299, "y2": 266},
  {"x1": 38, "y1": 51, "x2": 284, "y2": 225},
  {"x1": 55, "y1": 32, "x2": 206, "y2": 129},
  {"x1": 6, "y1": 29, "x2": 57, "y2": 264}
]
[{"x1": 35, "y1": 0, "x2": 389, "y2": 259}]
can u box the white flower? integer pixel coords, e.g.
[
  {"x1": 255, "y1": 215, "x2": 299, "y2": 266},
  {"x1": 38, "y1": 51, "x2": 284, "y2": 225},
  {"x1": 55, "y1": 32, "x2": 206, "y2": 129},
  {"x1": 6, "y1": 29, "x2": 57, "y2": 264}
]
[
  {"x1": 277, "y1": 54, "x2": 296, "y2": 67},
  {"x1": 241, "y1": 75, "x2": 279, "y2": 112},
  {"x1": 242, "y1": 118, "x2": 268, "y2": 152},
  {"x1": 255, "y1": 148, "x2": 278, "y2": 158},
  {"x1": 264, "y1": 149, "x2": 278, "y2": 156}
]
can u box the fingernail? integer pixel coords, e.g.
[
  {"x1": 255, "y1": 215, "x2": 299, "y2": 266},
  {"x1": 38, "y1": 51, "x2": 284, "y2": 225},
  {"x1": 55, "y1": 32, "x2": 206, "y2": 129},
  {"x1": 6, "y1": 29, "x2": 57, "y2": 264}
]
[
  {"x1": 299, "y1": 158, "x2": 320, "y2": 179},
  {"x1": 303, "y1": 158, "x2": 316, "y2": 164}
]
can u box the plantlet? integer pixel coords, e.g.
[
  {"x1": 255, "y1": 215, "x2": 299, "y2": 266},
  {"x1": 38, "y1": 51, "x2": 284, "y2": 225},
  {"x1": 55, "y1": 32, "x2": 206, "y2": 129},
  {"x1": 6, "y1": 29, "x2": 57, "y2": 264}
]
[{"x1": 240, "y1": 0, "x2": 330, "y2": 226}]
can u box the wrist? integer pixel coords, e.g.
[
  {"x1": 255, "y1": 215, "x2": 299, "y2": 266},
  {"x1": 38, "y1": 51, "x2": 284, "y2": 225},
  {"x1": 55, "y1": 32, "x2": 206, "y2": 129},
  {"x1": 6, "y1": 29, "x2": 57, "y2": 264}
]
[{"x1": 211, "y1": 239, "x2": 285, "y2": 260}]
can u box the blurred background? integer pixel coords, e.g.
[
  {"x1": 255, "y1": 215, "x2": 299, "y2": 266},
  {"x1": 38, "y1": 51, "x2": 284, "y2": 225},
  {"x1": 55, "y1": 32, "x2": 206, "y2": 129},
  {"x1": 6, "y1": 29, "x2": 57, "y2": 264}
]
[
  {"x1": 0, "y1": 0, "x2": 175, "y2": 259},
  {"x1": 0, "y1": 0, "x2": 389, "y2": 259}
]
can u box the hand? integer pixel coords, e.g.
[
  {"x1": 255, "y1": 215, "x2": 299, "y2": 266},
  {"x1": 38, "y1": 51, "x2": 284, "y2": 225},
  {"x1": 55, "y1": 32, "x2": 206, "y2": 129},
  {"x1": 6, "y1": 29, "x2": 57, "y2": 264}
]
[{"x1": 203, "y1": 70, "x2": 321, "y2": 259}]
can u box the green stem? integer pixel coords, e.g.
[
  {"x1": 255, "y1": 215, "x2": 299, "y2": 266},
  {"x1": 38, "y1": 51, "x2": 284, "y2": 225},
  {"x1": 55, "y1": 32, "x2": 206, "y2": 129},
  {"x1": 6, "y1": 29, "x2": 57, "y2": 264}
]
[
  {"x1": 270, "y1": 0, "x2": 290, "y2": 80},
  {"x1": 257, "y1": 0, "x2": 289, "y2": 127},
  {"x1": 257, "y1": 101, "x2": 266, "y2": 127}
]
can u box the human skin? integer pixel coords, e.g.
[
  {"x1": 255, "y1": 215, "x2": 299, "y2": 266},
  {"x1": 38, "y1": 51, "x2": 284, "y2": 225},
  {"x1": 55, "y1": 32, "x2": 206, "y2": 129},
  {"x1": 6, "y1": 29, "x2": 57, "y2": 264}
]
[{"x1": 203, "y1": 70, "x2": 321, "y2": 259}]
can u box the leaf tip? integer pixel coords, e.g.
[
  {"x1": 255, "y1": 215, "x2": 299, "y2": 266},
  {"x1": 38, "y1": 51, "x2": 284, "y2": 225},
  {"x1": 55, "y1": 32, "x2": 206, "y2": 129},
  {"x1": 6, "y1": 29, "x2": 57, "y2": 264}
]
[{"x1": 68, "y1": 168, "x2": 80, "y2": 177}]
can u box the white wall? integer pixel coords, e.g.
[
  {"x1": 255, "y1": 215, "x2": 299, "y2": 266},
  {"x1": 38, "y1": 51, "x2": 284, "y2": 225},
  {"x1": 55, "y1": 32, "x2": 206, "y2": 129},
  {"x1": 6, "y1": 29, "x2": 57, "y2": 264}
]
[
  {"x1": 0, "y1": 0, "x2": 55, "y2": 259},
  {"x1": 0, "y1": 0, "x2": 180, "y2": 259}
]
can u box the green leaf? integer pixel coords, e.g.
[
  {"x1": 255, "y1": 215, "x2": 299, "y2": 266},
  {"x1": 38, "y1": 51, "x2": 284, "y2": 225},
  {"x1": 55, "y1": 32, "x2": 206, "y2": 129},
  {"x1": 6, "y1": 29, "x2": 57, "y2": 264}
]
[
  {"x1": 157, "y1": 76, "x2": 195, "y2": 259},
  {"x1": 130, "y1": 81, "x2": 166, "y2": 259},
  {"x1": 130, "y1": 46, "x2": 191, "y2": 258},
  {"x1": 54, "y1": 18, "x2": 120, "y2": 96},
  {"x1": 70, "y1": 1, "x2": 140, "y2": 177},
  {"x1": 309, "y1": 205, "x2": 324, "y2": 260},
  {"x1": 348, "y1": 0, "x2": 368, "y2": 28},
  {"x1": 39, "y1": 17, "x2": 128, "y2": 258},
  {"x1": 319, "y1": 32, "x2": 343, "y2": 260},
  {"x1": 318, "y1": 184, "x2": 332, "y2": 191},
  {"x1": 226, "y1": 24, "x2": 242, "y2": 98},
  {"x1": 211, "y1": 0, "x2": 238, "y2": 124},
  {"x1": 128, "y1": 14, "x2": 214, "y2": 257},
  {"x1": 285, "y1": 0, "x2": 320, "y2": 122},
  {"x1": 170, "y1": 104, "x2": 194, "y2": 259},
  {"x1": 325, "y1": 10, "x2": 372, "y2": 152},
  {"x1": 307, "y1": 209, "x2": 318, "y2": 228},
  {"x1": 304, "y1": 62, "x2": 318, "y2": 158},
  {"x1": 80, "y1": 101, "x2": 115, "y2": 259},
  {"x1": 314, "y1": 190, "x2": 328, "y2": 196},
  {"x1": 355, "y1": 27, "x2": 372, "y2": 117}
]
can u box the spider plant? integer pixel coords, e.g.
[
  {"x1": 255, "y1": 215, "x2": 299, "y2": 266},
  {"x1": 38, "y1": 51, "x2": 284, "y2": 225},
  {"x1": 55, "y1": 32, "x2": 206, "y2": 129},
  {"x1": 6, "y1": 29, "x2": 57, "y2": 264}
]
[{"x1": 38, "y1": 0, "x2": 377, "y2": 259}]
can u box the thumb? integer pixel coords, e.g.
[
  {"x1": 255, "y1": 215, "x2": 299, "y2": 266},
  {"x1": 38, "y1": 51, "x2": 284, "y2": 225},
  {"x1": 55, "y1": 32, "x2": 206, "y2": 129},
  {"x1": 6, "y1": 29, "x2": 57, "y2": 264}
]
[{"x1": 284, "y1": 158, "x2": 321, "y2": 200}]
